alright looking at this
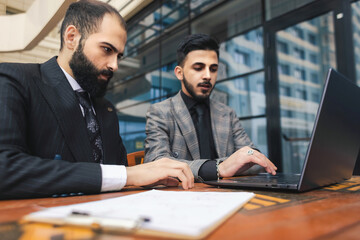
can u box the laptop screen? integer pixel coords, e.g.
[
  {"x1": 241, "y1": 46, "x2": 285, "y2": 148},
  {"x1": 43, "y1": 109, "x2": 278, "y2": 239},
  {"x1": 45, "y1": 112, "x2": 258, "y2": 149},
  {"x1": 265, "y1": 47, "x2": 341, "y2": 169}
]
[
  {"x1": 298, "y1": 68, "x2": 360, "y2": 191},
  {"x1": 204, "y1": 69, "x2": 360, "y2": 192}
]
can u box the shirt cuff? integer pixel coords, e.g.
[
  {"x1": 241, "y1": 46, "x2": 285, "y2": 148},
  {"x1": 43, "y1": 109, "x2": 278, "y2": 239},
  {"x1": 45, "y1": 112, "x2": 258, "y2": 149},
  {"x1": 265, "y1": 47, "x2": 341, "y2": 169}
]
[
  {"x1": 100, "y1": 164, "x2": 127, "y2": 192},
  {"x1": 198, "y1": 160, "x2": 217, "y2": 181}
]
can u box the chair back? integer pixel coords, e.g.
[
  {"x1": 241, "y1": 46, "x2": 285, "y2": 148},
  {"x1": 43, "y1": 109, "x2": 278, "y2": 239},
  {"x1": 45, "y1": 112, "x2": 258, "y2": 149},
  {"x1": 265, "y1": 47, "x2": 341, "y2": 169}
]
[{"x1": 127, "y1": 150, "x2": 145, "y2": 166}]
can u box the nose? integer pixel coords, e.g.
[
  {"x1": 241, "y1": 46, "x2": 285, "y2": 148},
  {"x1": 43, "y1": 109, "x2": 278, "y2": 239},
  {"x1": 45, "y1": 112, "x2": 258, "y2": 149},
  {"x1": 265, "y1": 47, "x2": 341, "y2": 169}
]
[
  {"x1": 203, "y1": 68, "x2": 211, "y2": 80},
  {"x1": 108, "y1": 56, "x2": 119, "y2": 72}
]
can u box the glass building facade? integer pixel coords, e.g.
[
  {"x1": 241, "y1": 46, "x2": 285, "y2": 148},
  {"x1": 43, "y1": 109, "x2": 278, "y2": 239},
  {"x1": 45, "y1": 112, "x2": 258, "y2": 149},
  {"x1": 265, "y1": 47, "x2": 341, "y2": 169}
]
[{"x1": 104, "y1": 0, "x2": 359, "y2": 173}]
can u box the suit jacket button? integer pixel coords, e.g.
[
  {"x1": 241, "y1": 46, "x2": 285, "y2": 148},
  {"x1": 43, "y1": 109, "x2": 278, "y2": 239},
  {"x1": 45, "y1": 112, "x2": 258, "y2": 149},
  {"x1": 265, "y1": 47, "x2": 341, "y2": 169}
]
[{"x1": 173, "y1": 152, "x2": 179, "y2": 158}]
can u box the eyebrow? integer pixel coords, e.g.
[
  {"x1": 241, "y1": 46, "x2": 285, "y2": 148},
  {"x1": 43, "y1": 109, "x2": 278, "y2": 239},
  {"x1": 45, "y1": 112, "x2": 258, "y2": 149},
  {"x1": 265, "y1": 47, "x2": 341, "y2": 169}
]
[{"x1": 192, "y1": 62, "x2": 218, "y2": 67}]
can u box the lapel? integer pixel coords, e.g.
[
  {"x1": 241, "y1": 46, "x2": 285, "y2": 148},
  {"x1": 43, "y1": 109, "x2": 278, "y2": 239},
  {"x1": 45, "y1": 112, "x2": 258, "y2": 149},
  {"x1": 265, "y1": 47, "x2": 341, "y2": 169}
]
[
  {"x1": 210, "y1": 99, "x2": 230, "y2": 158},
  {"x1": 170, "y1": 92, "x2": 201, "y2": 160},
  {"x1": 33, "y1": 57, "x2": 92, "y2": 162}
]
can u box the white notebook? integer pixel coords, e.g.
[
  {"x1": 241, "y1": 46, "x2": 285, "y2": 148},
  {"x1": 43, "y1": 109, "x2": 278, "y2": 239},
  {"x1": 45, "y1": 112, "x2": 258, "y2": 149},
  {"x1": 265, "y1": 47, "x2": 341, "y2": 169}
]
[{"x1": 23, "y1": 190, "x2": 254, "y2": 239}]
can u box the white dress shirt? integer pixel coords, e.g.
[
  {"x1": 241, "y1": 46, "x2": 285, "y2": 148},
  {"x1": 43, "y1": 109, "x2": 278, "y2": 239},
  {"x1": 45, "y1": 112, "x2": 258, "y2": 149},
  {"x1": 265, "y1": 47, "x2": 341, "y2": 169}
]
[{"x1": 60, "y1": 67, "x2": 127, "y2": 192}]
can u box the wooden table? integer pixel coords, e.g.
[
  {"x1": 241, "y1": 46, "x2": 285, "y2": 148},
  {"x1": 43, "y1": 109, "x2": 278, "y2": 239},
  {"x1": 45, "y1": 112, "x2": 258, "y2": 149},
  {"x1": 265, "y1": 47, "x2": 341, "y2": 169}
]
[{"x1": 1, "y1": 176, "x2": 360, "y2": 240}]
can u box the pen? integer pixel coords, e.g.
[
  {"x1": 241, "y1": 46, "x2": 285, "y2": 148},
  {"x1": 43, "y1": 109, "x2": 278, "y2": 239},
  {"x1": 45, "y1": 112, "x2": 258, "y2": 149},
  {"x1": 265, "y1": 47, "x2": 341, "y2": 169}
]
[{"x1": 67, "y1": 210, "x2": 151, "y2": 232}]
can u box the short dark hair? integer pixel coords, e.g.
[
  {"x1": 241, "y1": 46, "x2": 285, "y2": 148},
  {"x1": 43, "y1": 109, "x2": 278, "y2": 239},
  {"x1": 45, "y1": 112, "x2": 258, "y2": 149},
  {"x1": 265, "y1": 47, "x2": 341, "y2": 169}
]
[
  {"x1": 60, "y1": 0, "x2": 126, "y2": 50},
  {"x1": 176, "y1": 33, "x2": 219, "y2": 67}
]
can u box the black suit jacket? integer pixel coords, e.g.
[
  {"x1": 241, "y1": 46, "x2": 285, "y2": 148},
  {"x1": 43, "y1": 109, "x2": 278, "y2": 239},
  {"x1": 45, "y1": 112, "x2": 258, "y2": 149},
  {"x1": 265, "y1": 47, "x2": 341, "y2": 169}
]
[{"x1": 0, "y1": 57, "x2": 127, "y2": 199}]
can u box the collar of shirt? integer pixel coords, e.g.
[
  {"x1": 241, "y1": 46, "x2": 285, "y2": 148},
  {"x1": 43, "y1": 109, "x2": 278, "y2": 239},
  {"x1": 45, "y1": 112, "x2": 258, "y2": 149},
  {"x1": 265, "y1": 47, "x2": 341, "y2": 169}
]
[
  {"x1": 180, "y1": 90, "x2": 210, "y2": 111},
  {"x1": 59, "y1": 66, "x2": 95, "y2": 115},
  {"x1": 59, "y1": 66, "x2": 84, "y2": 92}
]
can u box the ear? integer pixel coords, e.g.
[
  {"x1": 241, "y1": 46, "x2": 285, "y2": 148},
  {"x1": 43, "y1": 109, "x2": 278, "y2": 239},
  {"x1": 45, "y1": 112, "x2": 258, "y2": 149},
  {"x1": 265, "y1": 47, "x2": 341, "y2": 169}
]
[
  {"x1": 174, "y1": 66, "x2": 184, "y2": 81},
  {"x1": 63, "y1": 25, "x2": 81, "y2": 51}
]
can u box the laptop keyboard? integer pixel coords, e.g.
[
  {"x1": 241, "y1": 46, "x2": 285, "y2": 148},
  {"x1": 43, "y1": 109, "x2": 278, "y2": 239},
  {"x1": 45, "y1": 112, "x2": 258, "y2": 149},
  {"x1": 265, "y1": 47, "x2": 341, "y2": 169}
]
[{"x1": 233, "y1": 173, "x2": 300, "y2": 184}]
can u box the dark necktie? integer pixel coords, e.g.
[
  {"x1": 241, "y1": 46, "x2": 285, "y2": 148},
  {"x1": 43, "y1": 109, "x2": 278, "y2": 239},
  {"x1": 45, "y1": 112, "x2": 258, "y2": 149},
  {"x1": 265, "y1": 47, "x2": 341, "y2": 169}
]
[
  {"x1": 75, "y1": 91, "x2": 103, "y2": 163},
  {"x1": 194, "y1": 103, "x2": 211, "y2": 159}
]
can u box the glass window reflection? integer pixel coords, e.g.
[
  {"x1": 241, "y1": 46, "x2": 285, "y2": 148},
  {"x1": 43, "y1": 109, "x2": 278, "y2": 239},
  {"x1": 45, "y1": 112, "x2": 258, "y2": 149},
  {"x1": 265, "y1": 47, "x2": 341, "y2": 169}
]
[
  {"x1": 241, "y1": 118, "x2": 268, "y2": 157},
  {"x1": 218, "y1": 28, "x2": 264, "y2": 81},
  {"x1": 213, "y1": 72, "x2": 266, "y2": 117},
  {"x1": 265, "y1": 0, "x2": 315, "y2": 20},
  {"x1": 352, "y1": 1, "x2": 360, "y2": 86},
  {"x1": 276, "y1": 12, "x2": 336, "y2": 173}
]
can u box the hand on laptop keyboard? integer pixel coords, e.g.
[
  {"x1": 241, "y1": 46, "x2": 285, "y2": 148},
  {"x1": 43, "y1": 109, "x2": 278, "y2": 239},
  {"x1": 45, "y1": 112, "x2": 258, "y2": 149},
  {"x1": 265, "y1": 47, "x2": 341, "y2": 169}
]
[{"x1": 217, "y1": 147, "x2": 277, "y2": 178}]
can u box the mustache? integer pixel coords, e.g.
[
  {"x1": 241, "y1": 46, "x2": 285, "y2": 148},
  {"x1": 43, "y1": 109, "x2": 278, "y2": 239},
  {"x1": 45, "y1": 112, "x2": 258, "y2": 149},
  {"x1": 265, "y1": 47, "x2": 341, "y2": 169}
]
[
  {"x1": 197, "y1": 82, "x2": 212, "y2": 88},
  {"x1": 99, "y1": 69, "x2": 113, "y2": 79}
]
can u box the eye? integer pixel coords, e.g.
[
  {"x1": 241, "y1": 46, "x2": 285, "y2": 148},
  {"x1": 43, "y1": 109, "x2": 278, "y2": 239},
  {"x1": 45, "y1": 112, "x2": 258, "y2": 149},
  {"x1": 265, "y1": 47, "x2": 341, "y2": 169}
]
[
  {"x1": 210, "y1": 67, "x2": 218, "y2": 73},
  {"x1": 193, "y1": 65, "x2": 203, "y2": 71},
  {"x1": 103, "y1": 47, "x2": 112, "y2": 53},
  {"x1": 117, "y1": 54, "x2": 124, "y2": 64}
]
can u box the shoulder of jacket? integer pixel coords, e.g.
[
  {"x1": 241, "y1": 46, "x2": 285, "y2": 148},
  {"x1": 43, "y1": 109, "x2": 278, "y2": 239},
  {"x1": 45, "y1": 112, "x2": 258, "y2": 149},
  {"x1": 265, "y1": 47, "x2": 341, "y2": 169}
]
[{"x1": 151, "y1": 96, "x2": 174, "y2": 109}]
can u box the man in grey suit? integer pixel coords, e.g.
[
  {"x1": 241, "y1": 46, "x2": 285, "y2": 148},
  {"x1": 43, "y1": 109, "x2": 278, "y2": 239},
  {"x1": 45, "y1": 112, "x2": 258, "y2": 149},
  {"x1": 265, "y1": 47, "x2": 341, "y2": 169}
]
[
  {"x1": 145, "y1": 34, "x2": 277, "y2": 181},
  {"x1": 0, "y1": 0, "x2": 193, "y2": 200}
]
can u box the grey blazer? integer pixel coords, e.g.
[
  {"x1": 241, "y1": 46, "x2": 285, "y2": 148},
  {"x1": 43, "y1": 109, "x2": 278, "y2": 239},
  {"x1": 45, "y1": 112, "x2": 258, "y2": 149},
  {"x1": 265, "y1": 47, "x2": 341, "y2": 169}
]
[{"x1": 144, "y1": 91, "x2": 258, "y2": 179}]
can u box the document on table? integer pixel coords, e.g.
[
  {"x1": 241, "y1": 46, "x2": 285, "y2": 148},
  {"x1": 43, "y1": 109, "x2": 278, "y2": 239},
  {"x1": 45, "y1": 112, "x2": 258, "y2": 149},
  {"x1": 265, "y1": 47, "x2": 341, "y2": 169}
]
[{"x1": 23, "y1": 190, "x2": 254, "y2": 239}]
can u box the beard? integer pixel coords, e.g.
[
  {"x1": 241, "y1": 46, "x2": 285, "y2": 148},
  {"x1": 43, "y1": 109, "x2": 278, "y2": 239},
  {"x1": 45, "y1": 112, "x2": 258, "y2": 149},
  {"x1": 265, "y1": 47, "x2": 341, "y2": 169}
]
[
  {"x1": 69, "y1": 42, "x2": 113, "y2": 98},
  {"x1": 182, "y1": 74, "x2": 213, "y2": 102}
]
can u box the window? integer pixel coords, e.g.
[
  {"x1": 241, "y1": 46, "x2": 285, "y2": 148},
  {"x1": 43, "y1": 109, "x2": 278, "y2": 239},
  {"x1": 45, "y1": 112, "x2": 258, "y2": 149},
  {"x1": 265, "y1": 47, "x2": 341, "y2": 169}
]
[
  {"x1": 219, "y1": 27, "x2": 264, "y2": 79},
  {"x1": 352, "y1": 1, "x2": 360, "y2": 86},
  {"x1": 290, "y1": 27, "x2": 304, "y2": 39},
  {"x1": 309, "y1": 53, "x2": 318, "y2": 64},
  {"x1": 281, "y1": 109, "x2": 293, "y2": 118},
  {"x1": 277, "y1": 41, "x2": 289, "y2": 54},
  {"x1": 150, "y1": 87, "x2": 161, "y2": 99},
  {"x1": 311, "y1": 92, "x2": 320, "y2": 102},
  {"x1": 310, "y1": 73, "x2": 319, "y2": 83},
  {"x1": 294, "y1": 48, "x2": 305, "y2": 60},
  {"x1": 276, "y1": 11, "x2": 336, "y2": 173},
  {"x1": 280, "y1": 86, "x2": 291, "y2": 96},
  {"x1": 309, "y1": 18, "x2": 317, "y2": 25},
  {"x1": 278, "y1": 64, "x2": 290, "y2": 75},
  {"x1": 294, "y1": 68, "x2": 306, "y2": 80},
  {"x1": 234, "y1": 78, "x2": 248, "y2": 90},
  {"x1": 256, "y1": 81, "x2": 264, "y2": 93},
  {"x1": 296, "y1": 89, "x2": 307, "y2": 100},
  {"x1": 308, "y1": 33, "x2": 317, "y2": 45},
  {"x1": 234, "y1": 50, "x2": 250, "y2": 66}
]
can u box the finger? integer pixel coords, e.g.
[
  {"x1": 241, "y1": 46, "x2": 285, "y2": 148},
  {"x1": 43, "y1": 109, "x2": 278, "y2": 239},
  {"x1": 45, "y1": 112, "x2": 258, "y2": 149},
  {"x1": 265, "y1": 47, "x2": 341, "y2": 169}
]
[
  {"x1": 164, "y1": 168, "x2": 190, "y2": 189},
  {"x1": 256, "y1": 153, "x2": 277, "y2": 171},
  {"x1": 149, "y1": 177, "x2": 180, "y2": 187},
  {"x1": 163, "y1": 177, "x2": 180, "y2": 187},
  {"x1": 250, "y1": 151, "x2": 277, "y2": 170},
  {"x1": 162, "y1": 160, "x2": 194, "y2": 189},
  {"x1": 251, "y1": 155, "x2": 277, "y2": 175},
  {"x1": 179, "y1": 163, "x2": 194, "y2": 188}
]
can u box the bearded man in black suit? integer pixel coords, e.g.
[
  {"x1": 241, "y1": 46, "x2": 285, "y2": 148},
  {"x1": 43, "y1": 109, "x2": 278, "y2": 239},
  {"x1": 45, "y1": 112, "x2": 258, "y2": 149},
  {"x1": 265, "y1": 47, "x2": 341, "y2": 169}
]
[{"x1": 0, "y1": 0, "x2": 193, "y2": 200}]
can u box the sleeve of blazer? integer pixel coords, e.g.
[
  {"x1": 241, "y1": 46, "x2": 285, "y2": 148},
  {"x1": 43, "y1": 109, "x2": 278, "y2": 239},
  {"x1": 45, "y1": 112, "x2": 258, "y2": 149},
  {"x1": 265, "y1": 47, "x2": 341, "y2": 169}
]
[{"x1": 0, "y1": 63, "x2": 102, "y2": 200}]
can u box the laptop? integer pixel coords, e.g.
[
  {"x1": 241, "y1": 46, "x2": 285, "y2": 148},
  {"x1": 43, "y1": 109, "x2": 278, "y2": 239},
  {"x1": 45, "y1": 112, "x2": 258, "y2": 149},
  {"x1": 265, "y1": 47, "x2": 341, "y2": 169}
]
[{"x1": 205, "y1": 68, "x2": 360, "y2": 192}]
